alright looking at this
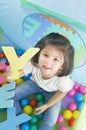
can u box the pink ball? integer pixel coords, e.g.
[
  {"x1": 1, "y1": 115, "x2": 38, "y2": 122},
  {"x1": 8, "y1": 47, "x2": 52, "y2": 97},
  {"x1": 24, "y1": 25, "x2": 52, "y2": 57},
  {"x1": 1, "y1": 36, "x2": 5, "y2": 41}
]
[
  {"x1": 73, "y1": 83, "x2": 80, "y2": 91},
  {"x1": 57, "y1": 114, "x2": 64, "y2": 124},
  {"x1": 58, "y1": 126, "x2": 67, "y2": 130},
  {"x1": 68, "y1": 102, "x2": 77, "y2": 111},
  {"x1": 79, "y1": 86, "x2": 86, "y2": 94},
  {"x1": 67, "y1": 88, "x2": 76, "y2": 96}
]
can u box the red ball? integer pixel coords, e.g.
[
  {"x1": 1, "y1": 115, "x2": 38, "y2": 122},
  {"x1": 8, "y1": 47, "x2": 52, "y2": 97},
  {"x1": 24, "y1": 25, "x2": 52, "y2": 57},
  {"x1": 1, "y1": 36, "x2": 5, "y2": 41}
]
[
  {"x1": 29, "y1": 98, "x2": 38, "y2": 108},
  {"x1": 0, "y1": 52, "x2": 5, "y2": 58},
  {"x1": 68, "y1": 118, "x2": 75, "y2": 127}
]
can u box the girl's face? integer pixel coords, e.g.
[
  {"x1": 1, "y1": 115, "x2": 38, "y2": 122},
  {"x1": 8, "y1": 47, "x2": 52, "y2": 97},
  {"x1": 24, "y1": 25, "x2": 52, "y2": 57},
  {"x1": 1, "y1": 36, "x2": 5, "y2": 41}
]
[{"x1": 38, "y1": 45, "x2": 64, "y2": 79}]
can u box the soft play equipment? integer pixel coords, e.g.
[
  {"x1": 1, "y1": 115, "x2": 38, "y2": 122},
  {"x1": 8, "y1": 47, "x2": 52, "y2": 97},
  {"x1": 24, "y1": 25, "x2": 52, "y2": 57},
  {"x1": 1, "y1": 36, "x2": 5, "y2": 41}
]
[{"x1": 0, "y1": 0, "x2": 86, "y2": 130}]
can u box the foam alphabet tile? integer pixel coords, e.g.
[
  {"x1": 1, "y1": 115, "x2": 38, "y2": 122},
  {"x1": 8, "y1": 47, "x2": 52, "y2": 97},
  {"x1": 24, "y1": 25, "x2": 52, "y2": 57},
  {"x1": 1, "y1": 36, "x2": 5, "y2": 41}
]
[
  {"x1": 2, "y1": 46, "x2": 40, "y2": 80},
  {"x1": 0, "y1": 82, "x2": 15, "y2": 108},
  {"x1": 0, "y1": 107, "x2": 31, "y2": 130}
]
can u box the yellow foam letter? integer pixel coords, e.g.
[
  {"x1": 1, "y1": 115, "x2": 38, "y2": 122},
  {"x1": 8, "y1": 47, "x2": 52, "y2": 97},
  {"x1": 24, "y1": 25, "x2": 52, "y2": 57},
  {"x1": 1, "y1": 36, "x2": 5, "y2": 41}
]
[{"x1": 2, "y1": 47, "x2": 39, "y2": 80}]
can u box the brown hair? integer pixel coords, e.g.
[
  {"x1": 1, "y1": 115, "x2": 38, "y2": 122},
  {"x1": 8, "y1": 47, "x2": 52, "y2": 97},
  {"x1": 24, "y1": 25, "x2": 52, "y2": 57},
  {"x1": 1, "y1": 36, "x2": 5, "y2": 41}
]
[{"x1": 31, "y1": 32, "x2": 74, "y2": 77}]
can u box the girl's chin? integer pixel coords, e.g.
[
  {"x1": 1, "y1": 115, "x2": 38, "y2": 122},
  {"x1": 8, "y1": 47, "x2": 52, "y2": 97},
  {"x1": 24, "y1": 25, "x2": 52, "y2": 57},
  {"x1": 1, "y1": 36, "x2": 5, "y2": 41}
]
[{"x1": 42, "y1": 74, "x2": 53, "y2": 79}]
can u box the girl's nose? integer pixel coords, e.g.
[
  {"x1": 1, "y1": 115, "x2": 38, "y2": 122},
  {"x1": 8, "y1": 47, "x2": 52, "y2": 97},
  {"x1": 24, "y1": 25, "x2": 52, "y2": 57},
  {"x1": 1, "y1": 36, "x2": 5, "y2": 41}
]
[{"x1": 45, "y1": 58, "x2": 53, "y2": 66}]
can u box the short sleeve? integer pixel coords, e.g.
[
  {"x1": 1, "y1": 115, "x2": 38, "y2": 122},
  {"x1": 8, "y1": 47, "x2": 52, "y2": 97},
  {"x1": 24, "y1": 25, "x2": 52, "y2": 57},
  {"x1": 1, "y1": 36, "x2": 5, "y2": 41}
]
[
  {"x1": 23, "y1": 61, "x2": 32, "y2": 76},
  {"x1": 58, "y1": 76, "x2": 74, "y2": 92}
]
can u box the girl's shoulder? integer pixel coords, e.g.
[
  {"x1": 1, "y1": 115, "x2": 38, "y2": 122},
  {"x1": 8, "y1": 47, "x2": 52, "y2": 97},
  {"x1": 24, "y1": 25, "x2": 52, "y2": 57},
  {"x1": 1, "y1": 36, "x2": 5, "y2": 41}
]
[{"x1": 56, "y1": 76, "x2": 74, "y2": 92}]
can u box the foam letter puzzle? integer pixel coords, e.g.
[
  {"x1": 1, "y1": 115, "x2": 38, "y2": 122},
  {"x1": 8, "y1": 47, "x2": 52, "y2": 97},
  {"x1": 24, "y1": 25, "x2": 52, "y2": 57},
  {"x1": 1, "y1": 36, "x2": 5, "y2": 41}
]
[
  {"x1": 0, "y1": 82, "x2": 15, "y2": 108},
  {"x1": 0, "y1": 107, "x2": 31, "y2": 130},
  {"x1": 2, "y1": 46, "x2": 40, "y2": 80}
]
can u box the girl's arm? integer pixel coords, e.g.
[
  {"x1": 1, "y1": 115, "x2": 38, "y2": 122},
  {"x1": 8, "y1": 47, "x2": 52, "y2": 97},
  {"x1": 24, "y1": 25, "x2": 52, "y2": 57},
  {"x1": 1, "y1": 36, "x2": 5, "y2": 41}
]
[
  {"x1": 34, "y1": 90, "x2": 67, "y2": 115},
  {"x1": 46, "y1": 90, "x2": 67, "y2": 108}
]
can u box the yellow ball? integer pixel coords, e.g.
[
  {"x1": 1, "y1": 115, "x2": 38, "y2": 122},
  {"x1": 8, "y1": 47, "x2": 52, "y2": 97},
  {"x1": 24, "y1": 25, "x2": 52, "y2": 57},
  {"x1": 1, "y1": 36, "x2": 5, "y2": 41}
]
[
  {"x1": 23, "y1": 105, "x2": 33, "y2": 114},
  {"x1": 84, "y1": 94, "x2": 86, "y2": 102},
  {"x1": 63, "y1": 109, "x2": 72, "y2": 120},
  {"x1": 72, "y1": 110, "x2": 80, "y2": 119},
  {"x1": 1, "y1": 83, "x2": 8, "y2": 87},
  {"x1": 16, "y1": 78, "x2": 24, "y2": 86}
]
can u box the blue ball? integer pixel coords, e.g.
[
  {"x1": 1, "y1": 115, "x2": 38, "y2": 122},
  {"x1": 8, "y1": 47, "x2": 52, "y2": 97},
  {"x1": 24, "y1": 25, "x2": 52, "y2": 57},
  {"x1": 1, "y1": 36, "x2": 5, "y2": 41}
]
[
  {"x1": 16, "y1": 49, "x2": 24, "y2": 56},
  {"x1": 20, "y1": 98, "x2": 28, "y2": 107},
  {"x1": 20, "y1": 123, "x2": 30, "y2": 130},
  {"x1": 77, "y1": 101, "x2": 84, "y2": 110},
  {"x1": 23, "y1": 73, "x2": 32, "y2": 80},
  {"x1": 74, "y1": 93, "x2": 84, "y2": 102},
  {"x1": 37, "y1": 113, "x2": 44, "y2": 119},
  {"x1": 0, "y1": 58, "x2": 7, "y2": 64}
]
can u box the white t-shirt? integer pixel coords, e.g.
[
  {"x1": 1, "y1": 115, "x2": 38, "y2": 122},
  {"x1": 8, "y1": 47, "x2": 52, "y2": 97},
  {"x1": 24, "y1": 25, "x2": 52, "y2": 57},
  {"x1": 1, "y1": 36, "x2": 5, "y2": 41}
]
[{"x1": 23, "y1": 61, "x2": 74, "y2": 92}]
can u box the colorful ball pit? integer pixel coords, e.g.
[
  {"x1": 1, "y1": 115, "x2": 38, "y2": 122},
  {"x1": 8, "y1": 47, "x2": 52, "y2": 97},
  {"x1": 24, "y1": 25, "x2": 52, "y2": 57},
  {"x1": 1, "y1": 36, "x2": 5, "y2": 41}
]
[{"x1": 56, "y1": 82, "x2": 86, "y2": 130}]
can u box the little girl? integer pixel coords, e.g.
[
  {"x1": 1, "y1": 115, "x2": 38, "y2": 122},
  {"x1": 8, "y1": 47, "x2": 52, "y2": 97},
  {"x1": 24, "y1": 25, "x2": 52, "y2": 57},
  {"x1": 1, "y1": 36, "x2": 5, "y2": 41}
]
[{"x1": 9, "y1": 32, "x2": 75, "y2": 130}]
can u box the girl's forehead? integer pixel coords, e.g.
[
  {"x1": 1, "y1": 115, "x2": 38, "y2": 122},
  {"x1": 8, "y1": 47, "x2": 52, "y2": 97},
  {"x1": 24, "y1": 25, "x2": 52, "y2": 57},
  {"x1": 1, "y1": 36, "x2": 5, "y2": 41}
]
[{"x1": 43, "y1": 45, "x2": 64, "y2": 58}]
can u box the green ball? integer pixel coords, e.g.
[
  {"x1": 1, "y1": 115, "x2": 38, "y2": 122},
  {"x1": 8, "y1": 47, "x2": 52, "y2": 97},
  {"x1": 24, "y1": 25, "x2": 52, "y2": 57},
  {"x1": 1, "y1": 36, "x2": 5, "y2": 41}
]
[
  {"x1": 30, "y1": 124, "x2": 38, "y2": 130},
  {"x1": 35, "y1": 93, "x2": 44, "y2": 101},
  {"x1": 38, "y1": 101, "x2": 44, "y2": 107},
  {"x1": 30, "y1": 115, "x2": 38, "y2": 124}
]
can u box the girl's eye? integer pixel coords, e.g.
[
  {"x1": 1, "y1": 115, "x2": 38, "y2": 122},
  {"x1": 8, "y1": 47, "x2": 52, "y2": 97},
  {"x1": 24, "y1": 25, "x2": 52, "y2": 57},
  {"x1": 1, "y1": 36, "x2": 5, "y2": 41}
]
[
  {"x1": 54, "y1": 58, "x2": 60, "y2": 62},
  {"x1": 43, "y1": 53, "x2": 48, "y2": 57}
]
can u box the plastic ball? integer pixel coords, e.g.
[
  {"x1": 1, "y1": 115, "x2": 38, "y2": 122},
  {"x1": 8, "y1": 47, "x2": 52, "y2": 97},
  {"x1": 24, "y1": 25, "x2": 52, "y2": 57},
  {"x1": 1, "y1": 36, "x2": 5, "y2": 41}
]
[
  {"x1": 30, "y1": 124, "x2": 38, "y2": 130},
  {"x1": 1, "y1": 83, "x2": 8, "y2": 87},
  {"x1": 20, "y1": 123, "x2": 30, "y2": 130},
  {"x1": 58, "y1": 126, "x2": 67, "y2": 130},
  {"x1": 20, "y1": 98, "x2": 28, "y2": 107},
  {"x1": 0, "y1": 52, "x2": 5, "y2": 58},
  {"x1": 68, "y1": 118, "x2": 75, "y2": 127},
  {"x1": 16, "y1": 49, "x2": 24, "y2": 56},
  {"x1": 74, "y1": 93, "x2": 84, "y2": 102},
  {"x1": 73, "y1": 83, "x2": 80, "y2": 91},
  {"x1": 57, "y1": 114, "x2": 64, "y2": 124},
  {"x1": 29, "y1": 98, "x2": 38, "y2": 108},
  {"x1": 23, "y1": 73, "x2": 32, "y2": 80},
  {"x1": 16, "y1": 78, "x2": 24, "y2": 86},
  {"x1": 67, "y1": 88, "x2": 76, "y2": 96},
  {"x1": 0, "y1": 58, "x2": 7, "y2": 64},
  {"x1": 68, "y1": 102, "x2": 77, "y2": 111},
  {"x1": 37, "y1": 113, "x2": 44, "y2": 119},
  {"x1": 63, "y1": 110, "x2": 72, "y2": 120},
  {"x1": 79, "y1": 86, "x2": 86, "y2": 94},
  {"x1": 35, "y1": 93, "x2": 44, "y2": 101},
  {"x1": 37, "y1": 101, "x2": 44, "y2": 107},
  {"x1": 72, "y1": 110, "x2": 80, "y2": 119},
  {"x1": 23, "y1": 105, "x2": 33, "y2": 114},
  {"x1": 84, "y1": 94, "x2": 86, "y2": 101},
  {"x1": 77, "y1": 101, "x2": 83, "y2": 110},
  {"x1": 30, "y1": 115, "x2": 38, "y2": 124}
]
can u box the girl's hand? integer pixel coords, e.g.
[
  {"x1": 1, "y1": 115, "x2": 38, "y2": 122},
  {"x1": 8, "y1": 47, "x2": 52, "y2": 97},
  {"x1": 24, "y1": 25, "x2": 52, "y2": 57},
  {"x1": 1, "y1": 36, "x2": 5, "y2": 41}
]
[
  {"x1": 6, "y1": 66, "x2": 14, "y2": 82},
  {"x1": 34, "y1": 104, "x2": 48, "y2": 115}
]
